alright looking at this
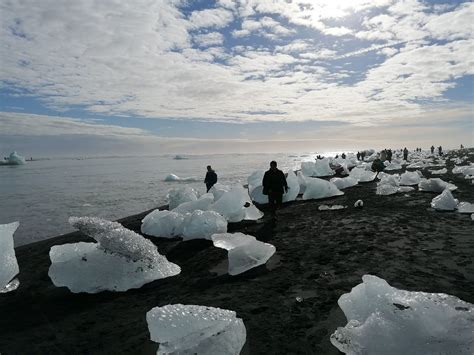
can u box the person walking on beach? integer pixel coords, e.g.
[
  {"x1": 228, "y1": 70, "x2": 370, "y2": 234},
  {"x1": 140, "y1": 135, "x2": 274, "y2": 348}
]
[
  {"x1": 438, "y1": 146, "x2": 443, "y2": 156},
  {"x1": 431, "y1": 145, "x2": 435, "y2": 154},
  {"x1": 403, "y1": 147, "x2": 408, "y2": 161},
  {"x1": 204, "y1": 165, "x2": 217, "y2": 192},
  {"x1": 262, "y1": 161, "x2": 288, "y2": 212}
]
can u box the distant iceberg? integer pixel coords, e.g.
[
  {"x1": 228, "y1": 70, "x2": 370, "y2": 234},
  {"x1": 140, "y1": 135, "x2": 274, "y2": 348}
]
[
  {"x1": 173, "y1": 155, "x2": 188, "y2": 160},
  {"x1": 331, "y1": 275, "x2": 474, "y2": 355},
  {"x1": 0, "y1": 152, "x2": 26, "y2": 166},
  {"x1": 164, "y1": 173, "x2": 199, "y2": 182}
]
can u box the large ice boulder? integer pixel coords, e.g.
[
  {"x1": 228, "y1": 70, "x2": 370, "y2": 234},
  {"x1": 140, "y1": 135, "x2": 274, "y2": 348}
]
[
  {"x1": 7, "y1": 151, "x2": 25, "y2": 165},
  {"x1": 49, "y1": 217, "x2": 181, "y2": 293},
  {"x1": 0, "y1": 222, "x2": 20, "y2": 293},
  {"x1": 453, "y1": 165, "x2": 474, "y2": 176},
  {"x1": 167, "y1": 187, "x2": 199, "y2": 210},
  {"x1": 146, "y1": 304, "x2": 246, "y2": 355},
  {"x1": 209, "y1": 183, "x2": 231, "y2": 201},
  {"x1": 172, "y1": 193, "x2": 214, "y2": 214},
  {"x1": 419, "y1": 178, "x2": 457, "y2": 193},
  {"x1": 141, "y1": 210, "x2": 184, "y2": 238},
  {"x1": 302, "y1": 178, "x2": 344, "y2": 200},
  {"x1": 244, "y1": 204, "x2": 264, "y2": 220},
  {"x1": 211, "y1": 233, "x2": 276, "y2": 275},
  {"x1": 247, "y1": 171, "x2": 267, "y2": 204},
  {"x1": 301, "y1": 161, "x2": 316, "y2": 176},
  {"x1": 210, "y1": 186, "x2": 251, "y2": 222},
  {"x1": 376, "y1": 184, "x2": 399, "y2": 196},
  {"x1": 330, "y1": 275, "x2": 473, "y2": 355},
  {"x1": 330, "y1": 176, "x2": 358, "y2": 190},
  {"x1": 457, "y1": 202, "x2": 474, "y2": 214},
  {"x1": 182, "y1": 210, "x2": 227, "y2": 241},
  {"x1": 301, "y1": 159, "x2": 334, "y2": 177},
  {"x1": 297, "y1": 171, "x2": 307, "y2": 194},
  {"x1": 400, "y1": 171, "x2": 421, "y2": 185},
  {"x1": 431, "y1": 189, "x2": 459, "y2": 211},
  {"x1": 283, "y1": 170, "x2": 300, "y2": 202},
  {"x1": 378, "y1": 173, "x2": 400, "y2": 187},
  {"x1": 349, "y1": 167, "x2": 377, "y2": 182},
  {"x1": 384, "y1": 162, "x2": 402, "y2": 171}
]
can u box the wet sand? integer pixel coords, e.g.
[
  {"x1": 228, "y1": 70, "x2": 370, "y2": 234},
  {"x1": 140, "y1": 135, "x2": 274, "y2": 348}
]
[{"x1": 1, "y1": 149, "x2": 473, "y2": 354}]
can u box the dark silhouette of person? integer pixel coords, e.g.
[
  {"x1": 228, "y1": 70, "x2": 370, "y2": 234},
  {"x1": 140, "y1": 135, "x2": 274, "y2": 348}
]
[
  {"x1": 204, "y1": 165, "x2": 217, "y2": 192},
  {"x1": 262, "y1": 161, "x2": 288, "y2": 212},
  {"x1": 371, "y1": 158, "x2": 385, "y2": 172},
  {"x1": 387, "y1": 149, "x2": 392, "y2": 163},
  {"x1": 341, "y1": 153, "x2": 346, "y2": 159},
  {"x1": 438, "y1": 146, "x2": 443, "y2": 156},
  {"x1": 403, "y1": 147, "x2": 408, "y2": 161},
  {"x1": 431, "y1": 145, "x2": 435, "y2": 154},
  {"x1": 356, "y1": 151, "x2": 361, "y2": 160}
]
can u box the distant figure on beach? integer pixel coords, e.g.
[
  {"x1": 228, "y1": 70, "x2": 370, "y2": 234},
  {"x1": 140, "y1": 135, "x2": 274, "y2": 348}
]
[
  {"x1": 204, "y1": 165, "x2": 217, "y2": 192},
  {"x1": 387, "y1": 149, "x2": 392, "y2": 163},
  {"x1": 371, "y1": 157, "x2": 385, "y2": 172},
  {"x1": 431, "y1": 145, "x2": 435, "y2": 154},
  {"x1": 357, "y1": 151, "x2": 361, "y2": 160},
  {"x1": 403, "y1": 147, "x2": 408, "y2": 161},
  {"x1": 438, "y1": 146, "x2": 443, "y2": 156},
  {"x1": 360, "y1": 151, "x2": 366, "y2": 161},
  {"x1": 262, "y1": 161, "x2": 288, "y2": 212},
  {"x1": 460, "y1": 144, "x2": 464, "y2": 149},
  {"x1": 341, "y1": 153, "x2": 346, "y2": 159}
]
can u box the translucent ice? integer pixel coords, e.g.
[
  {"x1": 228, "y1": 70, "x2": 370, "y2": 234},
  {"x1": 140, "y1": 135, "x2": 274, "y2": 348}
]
[
  {"x1": 378, "y1": 173, "x2": 400, "y2": 187},
  {"x1": 384, "y1": 162, "x2": 402, "y2": 171},
  {"x1": 7, "y1": 151, "x2": 25, "y2": 165},
  {"x1": 146, "y1": 304, "x2": 246, "y2": 355},
  {"x1": 141, "y1": 210, "x2": 184, "y2": 238},
  {"x1": 244, "y1": 204, "x2": 264, "y2": 220},
  {"x1": 406, "y1": 161, "x2": 425, "y2": 169},
  {"x1": 430, "y1": 168, "x2": 448, "y2": 175},
  {"x1": 297, "y1": 171, "x2": 307, "y2": 194},
  {"x1": 331, "y1": 275, "x2": 474, "y2": 355},
  {"x1": 302, "y1": 178, "x2": 344, "y2": 200},
  {"x1": 209, "y1": 183, "x2": 231, "y2": 201},
  {"x1": 349, "y1": 167, "x2": 377, "y2": 182},
  {"x1": 164, "y1": 174, "x2": 198, "y2": 182},
  {"x1": 431, "y1": 189, "x2": 459, "y2": 211},
  {"x1": 167, "y1": 187, "x2": 198, "y2": 210},
  {"x1": 301, "y1": 159, "x2": 334, "y2": 177},
  {"x1": 376, "y1": 183, "x2": 399, "y2": 196},
  {"x1": 172, "y1": 193, "x2": 214, "y2": 214},
  {"x1": 211, "y1": 232, "x2": 276, "y2": 275},
  {"x1": 354, "y1": 200, "x2": 364, "y2": 207},
  {"x1": 210, "y1": 186, "x2": 252, "y2": 222},
  {"x1": 247, "y1": 170, "x2": 266, "y2": 204},
  {"x1": 0, "y1": 222, "x2": 20, "y2": 293},
  {"x1": 419, "y1": 178, "x2": 457, "y2": 193},
  {"x1": 400, "y1": 171, "x2": 421, "y2": 185},
  {"x1": 49, "y1": 241, "x2": 181, "y2": 293},
  {"x1": 283, "y1": 170, "x2": 300, "y2": 202},
  {"x1": 182, "y1": 210, "x2": 227, "y2": 240},
  {"x1": 330, "y1": 176, "x2": 358, "y2": 190},
  {"x1": 398, "y1": 186, "x2": 414, "y2": 193},
  {"x1": 457, "y1": 202, "x2": 474, "y2": 214},
  {"x1": 319, "y1": 205, "x2": 346, "y2": 211},
  {"x1": 69, "y1": 217, "x2": 159, "y2": 261}
]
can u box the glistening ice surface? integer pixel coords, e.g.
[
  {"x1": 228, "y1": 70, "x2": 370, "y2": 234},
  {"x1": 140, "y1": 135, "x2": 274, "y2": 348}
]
[
  {"x1": 0, "y1": 222, "x2": 20, "y2": 292},
  {"x1": 331, "y1": 275, "x2": 474, "y2": 355}
]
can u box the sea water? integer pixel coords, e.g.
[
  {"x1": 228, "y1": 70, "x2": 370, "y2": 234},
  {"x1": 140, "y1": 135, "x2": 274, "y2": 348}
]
[{"x1": 0, "y1": 153, "x2": 335, "y2": 246}]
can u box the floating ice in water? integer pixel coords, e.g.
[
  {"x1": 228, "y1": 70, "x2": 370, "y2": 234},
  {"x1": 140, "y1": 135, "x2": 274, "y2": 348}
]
[
  {"x1": 354, "y1": 200, "x2": 364, "y2": 207},
  {"x1": 244, "y1": 204, "x2": 264, "y2": 220},
  {"x1": 211, "y1": 186, "x2": 252, "y2": 222},
  {"x1": 283, "y1": 170, "x2": 300, "y2": 202},
  {"x1": 209, "y1": 183, "x2": 231, "y2": 201},
  {"x1": 400, "y1": 171, "x2": 421, "y2": 185},
  {"x1": 384, "y1": 162, "x2": 402, "y2": 171},
  {"x1": 319, "y1": 205, "x2": 346, "y2": 211},
  {"x1": 349, "y1": 167, "x2": 377, "y2": 182},
  {"x1": 146, "y1": 304, "x2": 246, "y2": 355},
  {"x1": 419, "y1": 178, "x2": 457, "y2": 192},
  {"x1": 302, "y1": 177, "x2": 344, "y2": 200},
  {"x1": 182, "y1": 210, "x2": 227, "y2": 240},
  {"x1": 0, "y1": 222, "x2": 20, "y2": 293},
  {"x1": 6, "y1": 151, "x2": 26, "y2": 165},
  {"x1": 430, "y1": 168, "x2": 448, "y2": 175},
  {"x1": 141, "y1": 210, "x2": 184, "y2": 238},
  {"x1": 330, "y1": 176, "x2": 358, "y2": 190},
  {"x1": 211, "y1": 232, "x2": 276, "y2": 275},
  {"x1": 164, "y1": 174, "x2": 198, "y2": 182},
  {"x1": 457, "y1": 202, "x2": 474, "y2": 214},
  {"x1": 172, "y1": 193, "x2": 214, "y2": 214},
  {"x1": 167, "y1": 187, "x2": 198, "y2": 210},
  {"x1": 49, "y1": 217, "x2": 180, "y2": 293},
  {"x1": 330, "y1": 274, "x2": 474, "y2": 355},
  {"x1": 173, "y1": 155, "x2": 188, "y2": 160},
  {"x1": 431, "y1": 189, "x2": 459, "y2": 211}
]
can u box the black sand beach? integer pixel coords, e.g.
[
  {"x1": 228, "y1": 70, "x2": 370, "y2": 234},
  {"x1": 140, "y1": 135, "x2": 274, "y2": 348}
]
[{"x1": 1, "y1": 150, "x2": 473, "y2": 354}]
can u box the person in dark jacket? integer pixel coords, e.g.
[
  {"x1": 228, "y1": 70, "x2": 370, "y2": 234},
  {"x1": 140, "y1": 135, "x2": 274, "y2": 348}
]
[
  {"x1": 204, "y1": 165, "x2": 217, "y2": 192},
  {"x1": 262, "y1": 161, "x2": 288, "y2": 211},
  {"x1": 403, "y1": 147, "x2": 408, "y2": 161}
]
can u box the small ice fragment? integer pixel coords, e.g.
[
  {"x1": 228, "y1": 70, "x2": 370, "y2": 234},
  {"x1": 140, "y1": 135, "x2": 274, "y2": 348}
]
[
  {"x1": 354, "y1": 200, "x2": 363, "y2": 208},
  {"x1": 430, "y1": 189, "x2": 459, "y2": 211},
  {"x1": 457, "y1": 202, "x2": 474, "y2": 214},
  {"x1": 0, "y1": 222, "x2": 20, "y2": 293},
  {"x1": 296, "y1": 297, "x2": 303, "y2": 303}
]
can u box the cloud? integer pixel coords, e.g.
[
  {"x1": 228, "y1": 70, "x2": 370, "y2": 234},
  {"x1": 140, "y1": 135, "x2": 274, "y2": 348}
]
[
  {"x1": 188, "y1": 8, "x2": 234, "y2": 29},
  {"x1": 193, "y1": 32, "x2": 225, "y2": 47}
]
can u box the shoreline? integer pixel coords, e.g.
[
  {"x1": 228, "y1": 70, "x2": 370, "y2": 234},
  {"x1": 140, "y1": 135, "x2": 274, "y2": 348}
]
[{"x1": 2, "y1": 149, "x2": 473, "y2": 354}]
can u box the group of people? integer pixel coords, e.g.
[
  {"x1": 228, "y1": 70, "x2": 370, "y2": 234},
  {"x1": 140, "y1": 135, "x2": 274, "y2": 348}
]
[
  {"x1": 204, "y1": 161, "x2": 288, "y2": 212},
  {"x1": 356, "y1": 151, "x2": 367, "y2": 161},
  {"x1": 430, "y1": 145, "x2": 443, "y2": 156}
]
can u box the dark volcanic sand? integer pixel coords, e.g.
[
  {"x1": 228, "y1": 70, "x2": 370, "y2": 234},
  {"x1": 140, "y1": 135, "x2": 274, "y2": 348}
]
[{"x1": 1, "y1": 150, "x2": 473, "y2": 354}]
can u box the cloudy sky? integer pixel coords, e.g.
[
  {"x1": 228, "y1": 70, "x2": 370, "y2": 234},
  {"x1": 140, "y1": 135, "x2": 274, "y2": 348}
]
[{"x1": 1, "y1": 0, "x2": 473, "y2": 156}]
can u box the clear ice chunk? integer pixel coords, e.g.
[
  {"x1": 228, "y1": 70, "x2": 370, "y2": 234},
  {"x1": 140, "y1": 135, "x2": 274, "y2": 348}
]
[
  {"x1": 431, "y1": 189, "x2": 459, "y2": 211},
  {"x1": 211, "y1": 232, "x2": 276, "y2": 275},
  {"x1": 141, "y1": 210, "x2": 185, "y2": 238},
  {"x1": 330, "y1": 176, "x2": 358, "y2": 190},
  {"x1": 146, "y1": 304, "x2": 246, "y2": 355},
  {"x1": 182, "y1": 210, "x2": 227, "y2": 240},
  {"x1": 419, "y1": 178, "x2": 457, "y2": 192},
  {"x1": 172, "y1": 193, "x2": 214, "y2": 214},
  {"x1": 210, "y1": 186, "x2": 252, "y2": 222},
  {"x1": 457, "y1": 202, "x2": 474, "y2": 214},
  {"x1": 167, "y1": 187, "x2": 199, "y2": 210},
  {"x1": 0, "y1": 222, "x2": 20, "y2": 293},
  {"x1": 331, "y1": 275, "x2": 474, "y2": 355},
  {"x1": 302, "y1": 177, "x2": 344, "y2": 200},
  {"x1": 283, "y1": 170, "x2": 300, "y2": 202},
  {"x1": 400, "y1": 171, "x2": 421, "y2": 185},
  {"x1": 349, "y1": 167, "x2": 377, "y2": 182}
]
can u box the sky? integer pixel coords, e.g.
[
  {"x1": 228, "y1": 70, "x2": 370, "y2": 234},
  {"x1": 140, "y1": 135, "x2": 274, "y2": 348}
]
[{"x1": 0, "y1": 0, "x2": 473, "y2": 156}]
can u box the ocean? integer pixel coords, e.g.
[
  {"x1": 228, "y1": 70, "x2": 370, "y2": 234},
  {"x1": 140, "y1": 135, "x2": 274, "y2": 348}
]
[{"x1": 1, "y1": 152, "x2": 344, "y2": 246}]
